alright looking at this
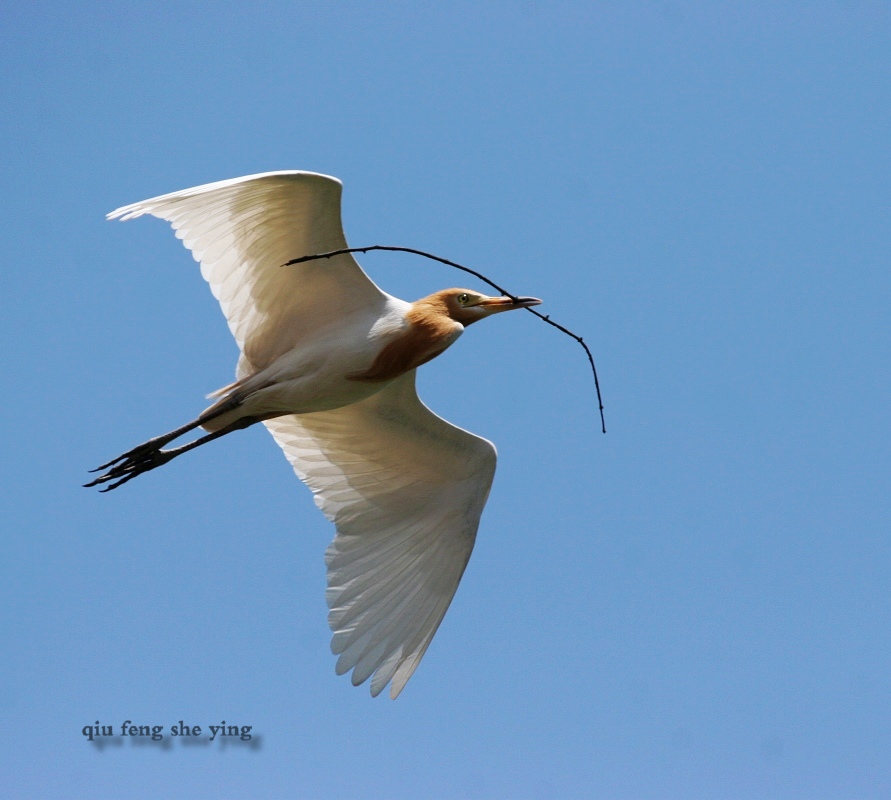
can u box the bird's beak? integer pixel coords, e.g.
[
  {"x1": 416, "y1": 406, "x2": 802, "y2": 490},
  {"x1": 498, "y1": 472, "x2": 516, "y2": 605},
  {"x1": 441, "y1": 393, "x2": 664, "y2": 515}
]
[{"x1": 477, "y1": 295, "x2": 543, "y2": 311}]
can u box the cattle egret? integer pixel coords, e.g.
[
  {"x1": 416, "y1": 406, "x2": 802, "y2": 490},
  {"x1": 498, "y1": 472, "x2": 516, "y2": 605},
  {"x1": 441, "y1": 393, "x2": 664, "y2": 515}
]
[{"x1": 87, "y1": 171, "x2": 541, "y2": 698}]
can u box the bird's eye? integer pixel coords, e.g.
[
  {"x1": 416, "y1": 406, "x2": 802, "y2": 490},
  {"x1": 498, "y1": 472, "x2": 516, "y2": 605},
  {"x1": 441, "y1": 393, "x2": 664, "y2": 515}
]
[{"x1": 457, "y1": 293, "x2": 470, "y2": 305}]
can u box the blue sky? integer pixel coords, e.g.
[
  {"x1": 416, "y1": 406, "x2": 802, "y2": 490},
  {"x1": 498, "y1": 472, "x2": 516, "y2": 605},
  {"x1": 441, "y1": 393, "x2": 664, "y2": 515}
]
[{"x1": 2, "y1": 3, "x2": 889, "y2": 797}]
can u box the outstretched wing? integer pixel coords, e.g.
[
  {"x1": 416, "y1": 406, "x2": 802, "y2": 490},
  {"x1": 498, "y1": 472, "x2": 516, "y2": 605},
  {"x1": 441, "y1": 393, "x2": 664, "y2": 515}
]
[
  {"x1": 264, "y1": 370, "x2": 497, "y2": 698},
  {"x1": 108, "y1": 171, "x2": 386, "y2": 374}
]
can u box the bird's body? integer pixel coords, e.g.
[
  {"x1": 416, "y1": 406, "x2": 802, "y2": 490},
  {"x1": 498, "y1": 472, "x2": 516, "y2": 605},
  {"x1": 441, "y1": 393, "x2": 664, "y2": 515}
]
[
  {"x1": 88, "y1": 171, "x2": 540, "y2": 698},
  {"x1": 200, "y1": 290, "x2": 472, "y2": 431},
  {"x1": 200, "y1": 294, "x2": 412, "y2": 429}
]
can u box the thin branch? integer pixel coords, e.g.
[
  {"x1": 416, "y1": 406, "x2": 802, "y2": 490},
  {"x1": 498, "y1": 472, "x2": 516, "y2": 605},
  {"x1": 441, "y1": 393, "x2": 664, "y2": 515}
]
[{"x1": 283, "y1": 245, "x2": 606, "y2": 433}]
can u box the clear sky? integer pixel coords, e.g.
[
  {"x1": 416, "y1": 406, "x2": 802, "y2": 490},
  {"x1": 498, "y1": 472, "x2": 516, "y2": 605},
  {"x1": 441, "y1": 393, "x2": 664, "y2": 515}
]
[{"x1": 2, "y1": 3, "x2": 889, "y2": 798}]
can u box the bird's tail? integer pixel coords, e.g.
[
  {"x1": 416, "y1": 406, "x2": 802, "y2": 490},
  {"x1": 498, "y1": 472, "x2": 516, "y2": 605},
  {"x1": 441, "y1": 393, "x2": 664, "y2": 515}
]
[{"x1": 205, "y1": 376, "x2": 248, "y2": 400}]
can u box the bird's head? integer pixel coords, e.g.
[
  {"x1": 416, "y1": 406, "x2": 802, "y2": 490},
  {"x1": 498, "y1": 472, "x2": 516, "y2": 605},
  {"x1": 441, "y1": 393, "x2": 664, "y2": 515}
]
[{"x1": 427, "y1": 288, "x2": 542, "y2": 326}]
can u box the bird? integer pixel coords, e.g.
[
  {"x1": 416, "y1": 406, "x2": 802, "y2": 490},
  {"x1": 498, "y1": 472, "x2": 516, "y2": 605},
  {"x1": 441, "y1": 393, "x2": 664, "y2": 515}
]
[{"x1": 86, "y1": 171, "x2": 541, "y2": 698}]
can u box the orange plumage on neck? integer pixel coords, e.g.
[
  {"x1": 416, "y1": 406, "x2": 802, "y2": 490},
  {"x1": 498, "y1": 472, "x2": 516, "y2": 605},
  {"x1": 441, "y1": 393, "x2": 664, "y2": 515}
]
[{"x1": 348, "y1": 291, "x2": 465, "y2": 383}]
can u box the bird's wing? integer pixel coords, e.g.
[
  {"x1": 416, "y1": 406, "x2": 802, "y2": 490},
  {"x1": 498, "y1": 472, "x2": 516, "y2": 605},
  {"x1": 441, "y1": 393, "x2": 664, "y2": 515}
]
[
  {"x1": 263, "y1": 370, "x2": 497, "y2": 698},
  {"x1": 108, "y1": 171, "x2": 386, "y2": 373}
]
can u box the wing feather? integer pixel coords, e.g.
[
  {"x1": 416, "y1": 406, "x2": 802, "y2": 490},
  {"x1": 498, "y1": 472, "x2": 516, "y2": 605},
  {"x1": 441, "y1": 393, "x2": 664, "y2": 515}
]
[
  {"x1": 264, "y1": 370, "x2": 497, "y2": 698},
  {"x1": 108, "y1": 171, "x2": 386, "y2": 374}
]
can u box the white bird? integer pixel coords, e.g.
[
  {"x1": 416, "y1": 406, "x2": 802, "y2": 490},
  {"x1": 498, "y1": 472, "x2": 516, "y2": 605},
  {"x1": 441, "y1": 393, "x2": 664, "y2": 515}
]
[{"x1": 87, "y1": 171, "x2": 541, "y2": 698}]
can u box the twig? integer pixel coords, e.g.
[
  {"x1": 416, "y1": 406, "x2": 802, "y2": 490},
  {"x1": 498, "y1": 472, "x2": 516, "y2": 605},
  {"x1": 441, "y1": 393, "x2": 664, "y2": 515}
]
[{"x1": 283, "y1": 245, "x2": 606, "y2": 433}]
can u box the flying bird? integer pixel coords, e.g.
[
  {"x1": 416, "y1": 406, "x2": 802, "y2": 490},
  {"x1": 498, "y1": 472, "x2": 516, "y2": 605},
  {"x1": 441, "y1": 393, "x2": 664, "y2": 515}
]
[{"x1": 87, "y1": 171, "x2": 541, "y2": 698}]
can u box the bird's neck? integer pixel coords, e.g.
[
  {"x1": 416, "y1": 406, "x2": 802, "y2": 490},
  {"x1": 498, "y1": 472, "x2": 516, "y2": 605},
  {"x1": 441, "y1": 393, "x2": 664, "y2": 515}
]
[{"x1": 348, "y1": 300, "x2": 462, "y2": 383}]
